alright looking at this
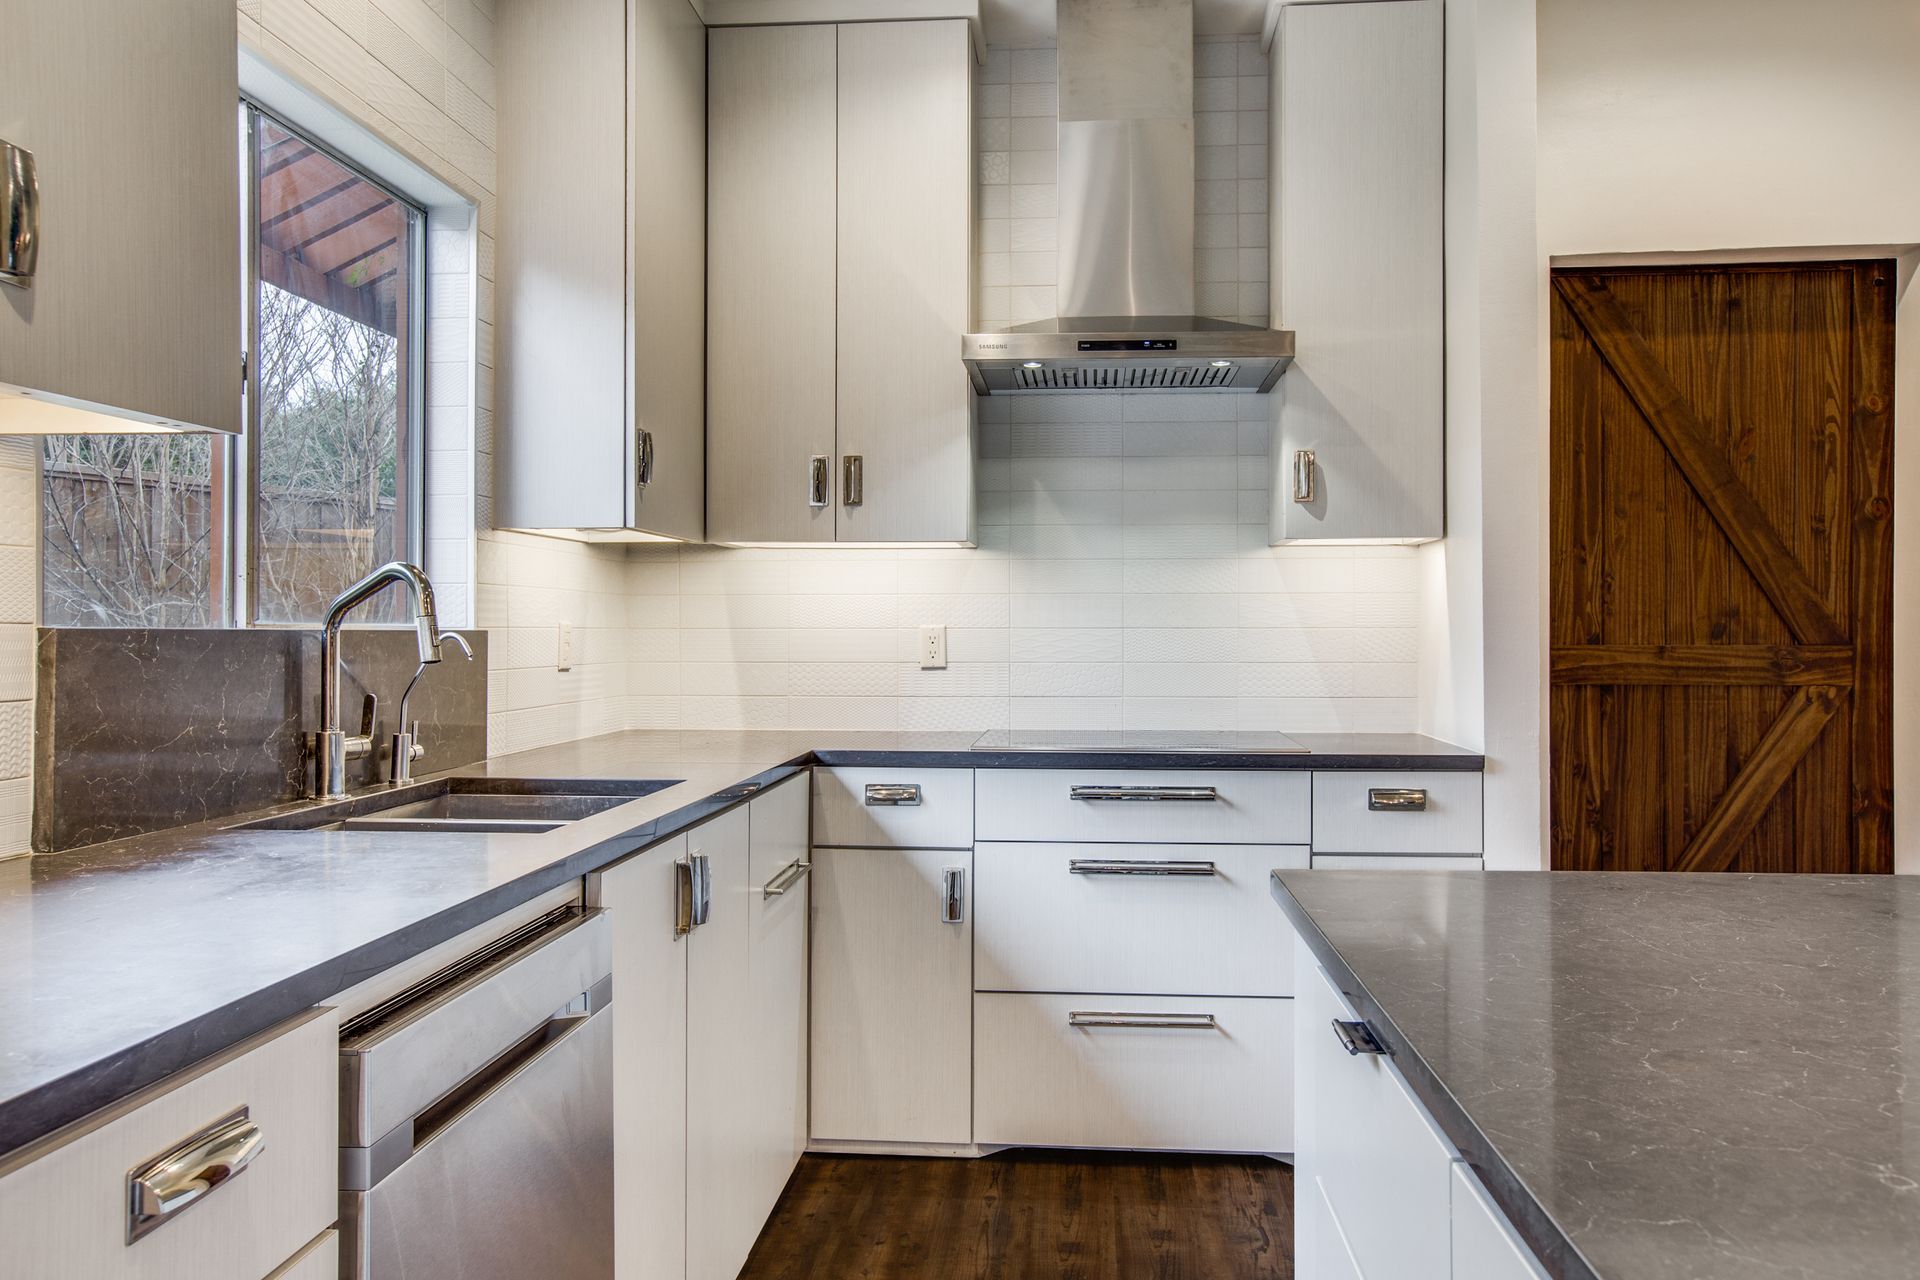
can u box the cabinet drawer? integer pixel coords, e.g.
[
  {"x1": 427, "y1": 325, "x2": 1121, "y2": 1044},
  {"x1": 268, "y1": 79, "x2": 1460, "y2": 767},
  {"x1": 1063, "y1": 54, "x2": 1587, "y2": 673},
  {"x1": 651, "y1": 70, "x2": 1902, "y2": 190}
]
[
  {"x1": 1311, "y1": 771, "x2": 1482, "y2": 854},
  {"x1": 974, "y1": 993, "x2": 1292, "y2": 1153},
  {"x1": 1295, "y1": 941, "x2": 1454, "y2": 1277},
  {"x1": 0, "y1": 1008, "x2": 338, "y2": 1280},
  {"x1": 976, "y1": 769, "x2": 1309, "y2": 844},
  {"x1": 813, "y1": 767, "x2": 973, "y2": 848},
  {"x1": 974, "y1": 842, "x2": 1308, "y2": 997}
]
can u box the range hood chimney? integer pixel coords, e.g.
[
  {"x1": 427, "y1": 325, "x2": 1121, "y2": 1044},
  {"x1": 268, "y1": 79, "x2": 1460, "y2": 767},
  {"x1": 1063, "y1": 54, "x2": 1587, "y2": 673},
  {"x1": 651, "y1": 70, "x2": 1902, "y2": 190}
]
[{"x1": 963, "y1": 0, "x2": 1294, "y2": 394}]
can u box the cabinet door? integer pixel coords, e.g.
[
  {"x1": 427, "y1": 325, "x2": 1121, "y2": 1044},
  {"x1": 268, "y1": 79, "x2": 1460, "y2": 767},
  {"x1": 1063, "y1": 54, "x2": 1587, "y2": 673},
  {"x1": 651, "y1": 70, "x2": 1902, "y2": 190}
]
[
  {"x1": 811, "y1": 846, "x2": 973, "y2": 1144},
  {"x1": 1295, "y1": 938, "x2": 1455, "y2": 1278},
  {"x1": 496, "y1": 0, "x2": 629, "y2": 529},
  {"x1": 1451, "y1": 1162, "x2": 1550, "y2": 1280},
  {"x1": 834, "y1": 20, "x2": 975, "y2": 544},
  {"x1": 747, "y1": 776, "x2": 811, "y2": 1209},
  {"x1": 685, "y1": 807, "x2": 759, "y2": 1280},
  {"x1": 626, "y1": 0, "x2": 707, "y2": 540},
  {"x1": 707, "y1": 25, "x2": 838, "y2": 543},
  {"x1": 596, "y1": 835, "x2": 688, "y2": 1280},
  {"x1": 1270, "y1": 0, "x2": 1442, "y2": 543},
  {"x1": 0, "y1": 0, "x2": 239, "y2": 434}
]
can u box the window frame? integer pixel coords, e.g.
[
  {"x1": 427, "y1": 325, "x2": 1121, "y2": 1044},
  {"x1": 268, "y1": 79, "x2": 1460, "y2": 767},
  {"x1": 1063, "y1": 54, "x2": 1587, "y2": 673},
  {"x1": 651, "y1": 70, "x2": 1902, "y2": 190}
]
[{"x1": 236, "y1": 97, "x2": 428, "y2": 628}]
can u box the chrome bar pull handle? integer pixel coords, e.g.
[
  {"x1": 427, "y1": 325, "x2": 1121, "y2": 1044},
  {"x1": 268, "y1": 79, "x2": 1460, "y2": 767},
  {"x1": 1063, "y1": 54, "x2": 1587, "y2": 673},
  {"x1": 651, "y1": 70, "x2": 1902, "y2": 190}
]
[
  {"x1": 1368, "y1": 787, "x2": 1429, "y2": 812},
  {"x1": 0, "y1": 140, "x2": 38, "y2": 288},
  {"x1": 762, "y1": 858, "x2": 812, "y2": 899},
  {"x1": 635, "y1": 429, "x2": 655, "y2": 489},
  {"x1": 1068, "y1": 1011, "x2": 1218, "y2": 1030},
  {"x1": 864, "y1": 782, "x2": 922, "y2": 807},
  {"x1": 807, "y1": 454, "x2": 830, "y2": 508},
  {"x1": 1069, "y1": 859, "x2": 1218, "y2": 877},
  {"x1": 1069, "y1": 785, "x2": 1220, "y2": 803},
  {"x1": 125, "y1": 1108, "x2": 264, "y2": 1243},
  {"x1": 675, "y1": 860, "x2": 695, "y2": 936},
  {"x1": 940, "y1": 866, "x2": 965, "y2": 925},
  {"x1": 1332, "y1": 1019, "x2": 1390, "y2": 1056},
  {"x1": 842, "y1": 454, "x2": 864, "y2": 507},
  {"x1": 1292, "y1": 449, "x2": 1316, "y2": 503}
]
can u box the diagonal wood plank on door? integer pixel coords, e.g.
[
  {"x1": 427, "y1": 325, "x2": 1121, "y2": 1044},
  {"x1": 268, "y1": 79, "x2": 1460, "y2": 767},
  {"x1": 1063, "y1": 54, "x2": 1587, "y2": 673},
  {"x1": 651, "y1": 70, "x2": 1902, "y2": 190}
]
[
  {"x1": 1672, "y1": 686, "x2": 1842, "y2": 873},
  {"x1": 1552, "y1": 275, "x2": 1848, "y2": 646}
]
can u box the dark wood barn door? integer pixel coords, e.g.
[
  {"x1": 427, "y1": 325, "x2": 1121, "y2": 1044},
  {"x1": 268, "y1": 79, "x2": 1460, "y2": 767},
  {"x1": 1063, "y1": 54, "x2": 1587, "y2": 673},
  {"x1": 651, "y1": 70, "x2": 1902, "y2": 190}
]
[{"x1": 1549, "y1": 263, "x2": 1895, "y2": 873}]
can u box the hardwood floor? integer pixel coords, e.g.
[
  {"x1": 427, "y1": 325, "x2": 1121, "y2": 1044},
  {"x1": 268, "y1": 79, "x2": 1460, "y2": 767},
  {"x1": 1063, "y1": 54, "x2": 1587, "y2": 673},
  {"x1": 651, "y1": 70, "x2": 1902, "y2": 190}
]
[{"x1": 737, "y1": 1151, "x2": 1294, "y2": 1280}]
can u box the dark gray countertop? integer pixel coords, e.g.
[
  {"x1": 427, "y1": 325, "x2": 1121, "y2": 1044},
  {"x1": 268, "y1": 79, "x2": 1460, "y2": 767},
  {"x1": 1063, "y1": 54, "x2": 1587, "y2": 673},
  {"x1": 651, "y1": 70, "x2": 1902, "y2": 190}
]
[
  {"x1": 0, "y1": 727, "x2": 1475, "y2": 1160},
  {"x1": 1272, "y1": 870, "x2": 1920, "y2": 1280}
]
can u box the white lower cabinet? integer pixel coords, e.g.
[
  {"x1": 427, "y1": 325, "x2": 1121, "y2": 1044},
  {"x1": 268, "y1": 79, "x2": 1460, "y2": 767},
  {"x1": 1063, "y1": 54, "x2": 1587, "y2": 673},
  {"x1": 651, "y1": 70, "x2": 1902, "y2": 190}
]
[
  {"x1": 599, "y1": 773, "x2": 811, "y2": 1280},
  {"x1": 264, "y1": 1230, "x2": 337, "y2": 1280},
  {"x1": 0, "y1": 1008, "x2": 338, "y2": 1280},
  {"x1": 973, "y1": 993, "x2": 1292, "y2": 1153},
  {"x1": 811, "y1": 846, "x2": 973, "y2": 1145},
  {"x1": 1295, "y1": 937, "x2": 1545, "y2": 1280},
  {"x1": 1450, "y1": 1163, "x2": 1549, "y2": 1280}
]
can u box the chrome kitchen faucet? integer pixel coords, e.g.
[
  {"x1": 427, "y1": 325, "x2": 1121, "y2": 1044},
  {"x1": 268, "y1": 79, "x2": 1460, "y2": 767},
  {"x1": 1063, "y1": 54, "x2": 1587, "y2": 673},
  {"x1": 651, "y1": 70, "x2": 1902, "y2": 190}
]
[{"x1": 314, "y1": 561, "x2": 445, "y2": 799}]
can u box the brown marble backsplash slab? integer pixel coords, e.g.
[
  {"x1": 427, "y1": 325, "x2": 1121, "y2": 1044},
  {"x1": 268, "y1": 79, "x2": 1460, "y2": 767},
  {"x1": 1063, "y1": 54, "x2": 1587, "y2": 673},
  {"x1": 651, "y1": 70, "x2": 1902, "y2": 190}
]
[{"x1": 33, "y1": 627, "x2": 488, "y2": 853}]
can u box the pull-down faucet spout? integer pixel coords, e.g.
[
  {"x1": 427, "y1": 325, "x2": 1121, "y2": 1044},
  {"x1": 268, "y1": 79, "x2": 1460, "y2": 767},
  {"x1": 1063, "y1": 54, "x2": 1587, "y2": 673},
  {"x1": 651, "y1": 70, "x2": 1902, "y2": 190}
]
[{"x1": 315, "y1": 561, "x2": 443, "y2": 799}]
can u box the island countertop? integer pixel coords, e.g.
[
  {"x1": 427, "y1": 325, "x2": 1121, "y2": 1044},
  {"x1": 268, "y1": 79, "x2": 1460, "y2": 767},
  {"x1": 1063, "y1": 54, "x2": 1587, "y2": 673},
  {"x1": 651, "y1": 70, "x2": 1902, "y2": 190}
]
[{"x1": 1272, "y1": 870, "x2": 1920, "y2": 1280}]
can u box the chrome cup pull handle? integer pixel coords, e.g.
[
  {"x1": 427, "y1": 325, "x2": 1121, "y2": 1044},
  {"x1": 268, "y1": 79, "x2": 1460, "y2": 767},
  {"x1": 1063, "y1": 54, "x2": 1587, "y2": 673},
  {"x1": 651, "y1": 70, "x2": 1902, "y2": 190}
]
[
  {"x1": 1367, "y1": 787, "x2": 1429, "y2": 812},
  {"x1": 762, "y1": 858, "x2": 812, "y2": 899},
  {"x1": 1069, "y1": 785, "x2": 1220, "y2": 802},
  {"x1": 125, "y1": 1108, "x2": 264, "y2": 1244},
  {"x1": 1068, "y1": 1011, "x2": 1218, "y2": 1029},
  {"x1": 864, "y1": 783, "x2": 922, "y2": 806},
  {"x1": 842, "y1": 454, "x2": 864, "y2": 506},
  {"x1": 940, "y1": 866, "x2": 965, "y2": 924},
  {"x1": 1332, "y1": 1018, "x2": 1390, "y2": 1056},
  {"x1": 1068, "y1": 859, "x2": 1218, "y2": 877},
  {"x1": 676, "y1": 856, "x2": 712, "y2": 935}
]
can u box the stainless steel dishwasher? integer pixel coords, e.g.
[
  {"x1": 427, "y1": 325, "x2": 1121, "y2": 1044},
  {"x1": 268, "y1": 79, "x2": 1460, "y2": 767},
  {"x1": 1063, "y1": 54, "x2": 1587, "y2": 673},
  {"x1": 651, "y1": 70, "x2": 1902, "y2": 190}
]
[{"x1": 338, "y1": 905, "x2": 613, "y2": 1279}]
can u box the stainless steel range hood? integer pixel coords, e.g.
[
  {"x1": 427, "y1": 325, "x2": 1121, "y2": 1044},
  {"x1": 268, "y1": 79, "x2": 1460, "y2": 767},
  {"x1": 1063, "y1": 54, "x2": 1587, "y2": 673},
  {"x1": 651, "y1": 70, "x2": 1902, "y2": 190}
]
[{"x1": 962, "y1": 0, "x2": 1294, "y2": 395}]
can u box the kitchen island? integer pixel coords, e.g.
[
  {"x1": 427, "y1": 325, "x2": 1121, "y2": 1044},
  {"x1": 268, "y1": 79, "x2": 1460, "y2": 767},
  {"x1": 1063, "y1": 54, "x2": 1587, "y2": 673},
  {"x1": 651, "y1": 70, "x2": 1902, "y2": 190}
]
[{"x1": 1273, "y1": 870, "x2": 1920, "y2": 1280}]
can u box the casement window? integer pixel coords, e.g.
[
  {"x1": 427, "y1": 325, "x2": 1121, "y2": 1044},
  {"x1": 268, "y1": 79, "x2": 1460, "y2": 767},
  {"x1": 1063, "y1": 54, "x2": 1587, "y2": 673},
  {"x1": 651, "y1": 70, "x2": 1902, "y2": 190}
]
[{"x1": 39, "y1": 101, "x2": 425, "y2": 627}]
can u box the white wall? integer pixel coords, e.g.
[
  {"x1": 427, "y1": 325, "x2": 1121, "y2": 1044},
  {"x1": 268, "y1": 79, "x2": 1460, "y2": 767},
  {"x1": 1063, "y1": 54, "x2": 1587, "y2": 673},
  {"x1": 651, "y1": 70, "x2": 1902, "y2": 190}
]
[
  {"x1": 1427, "y1": 0, "x2": 1543, "y2": 869},
  {"x1": 1538, "y1": 0, "x2": 1920, "y2": 871}
]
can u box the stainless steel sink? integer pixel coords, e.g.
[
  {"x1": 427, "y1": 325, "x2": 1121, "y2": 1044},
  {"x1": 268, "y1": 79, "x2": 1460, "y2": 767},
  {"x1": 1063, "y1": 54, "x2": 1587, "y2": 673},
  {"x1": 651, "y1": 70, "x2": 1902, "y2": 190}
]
[{"x1": 237, "y1": 777, "x2": 682, "y2": 835}]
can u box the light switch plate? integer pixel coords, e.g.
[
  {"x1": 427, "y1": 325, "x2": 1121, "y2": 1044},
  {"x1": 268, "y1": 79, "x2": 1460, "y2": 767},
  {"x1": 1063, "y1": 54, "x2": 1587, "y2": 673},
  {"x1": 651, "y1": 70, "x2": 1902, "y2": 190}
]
[
  {"x1": 557, "y1": 621, "x2": 574, "y2": 671},
  {"x1": 919, "y1": 624, "x2": 947, "y2": 670}
]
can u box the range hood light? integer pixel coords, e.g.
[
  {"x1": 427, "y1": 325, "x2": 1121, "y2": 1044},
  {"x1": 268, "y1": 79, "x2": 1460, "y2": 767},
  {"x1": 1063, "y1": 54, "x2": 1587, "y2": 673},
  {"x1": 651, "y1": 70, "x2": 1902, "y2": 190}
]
[
  {"x1": 1209, "y1": 360, "x2": 1233, "y2": 368},
  {"x1": 1022, "y1": 360, "x2": 1045, "y2": 369}
]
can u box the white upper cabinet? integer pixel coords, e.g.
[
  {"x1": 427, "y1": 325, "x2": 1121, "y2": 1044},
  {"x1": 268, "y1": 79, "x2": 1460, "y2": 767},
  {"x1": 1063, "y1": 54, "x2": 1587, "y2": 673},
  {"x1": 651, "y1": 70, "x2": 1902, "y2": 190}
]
[
  {"x1": 496, "y1": 0, "x2": 706, "y2": 539},
  {"x1": 0, "y1": 0, "x2": 240, "y2": 434},
  {"x1": 708, "y1": 20, "x2": 975, "y2": 545},
  {"x1": 1269, "y1": 0, "x2": 1443, "y2": 544}
]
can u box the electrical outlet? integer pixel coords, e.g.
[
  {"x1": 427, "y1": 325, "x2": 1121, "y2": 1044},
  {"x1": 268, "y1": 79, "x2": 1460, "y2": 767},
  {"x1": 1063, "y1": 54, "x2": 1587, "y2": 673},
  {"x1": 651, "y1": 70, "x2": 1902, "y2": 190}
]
[
  {"x1": 557, "y1": 620, "x2": 574, "y2": 672},
  {"x1": 919, "y1": 624, "x2": 947, "y2": 670}
]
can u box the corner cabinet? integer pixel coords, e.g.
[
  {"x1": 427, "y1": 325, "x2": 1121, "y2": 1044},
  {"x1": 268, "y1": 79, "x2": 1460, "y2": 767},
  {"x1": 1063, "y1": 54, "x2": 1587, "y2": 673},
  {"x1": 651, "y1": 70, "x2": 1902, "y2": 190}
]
[
  {"x1": 495, "y1": 0, "x2": 706, "y2": 539},
  {"x1": 707, "y1": 21, "x2": 975, "y2": 545},
  {"x1": 1268, "y1": 0, "x2": 1443, "y2": 544},
  {"x1": 0, "y1": 0, "x2": 240, "y2": 434}
]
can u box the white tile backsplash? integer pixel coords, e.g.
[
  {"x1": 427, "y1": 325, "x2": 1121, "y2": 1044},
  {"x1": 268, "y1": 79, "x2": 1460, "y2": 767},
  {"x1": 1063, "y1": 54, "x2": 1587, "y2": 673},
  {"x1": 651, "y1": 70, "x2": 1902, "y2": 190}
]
[
  {"x1": 0, "y1": 439, "x2": 30, "y2": 857},
  {"x1": 619, "y1": 391, "x2": 1422, "y2": 735}
]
